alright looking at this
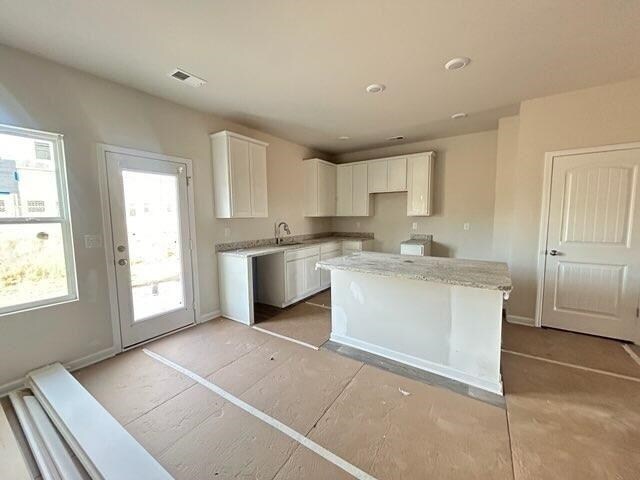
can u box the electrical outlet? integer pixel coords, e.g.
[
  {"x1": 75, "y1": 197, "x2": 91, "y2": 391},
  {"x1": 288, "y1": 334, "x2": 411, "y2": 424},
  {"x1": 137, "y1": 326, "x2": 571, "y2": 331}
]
[
  {"x1": 412, "y1": 222, "x2": 418, "y2": 231},
  {"x1": 463, "y1": 223, "x2": 470, "y2": 231},
  {"x1": 224, "y1": 227, "x2": 231, "y2": 238},
  {"x1": 84, "y1": 234, "x2": 102, "y2": 249},
  {"x1": 356, "y1": 221, "x2": 361, "y2": 228}
]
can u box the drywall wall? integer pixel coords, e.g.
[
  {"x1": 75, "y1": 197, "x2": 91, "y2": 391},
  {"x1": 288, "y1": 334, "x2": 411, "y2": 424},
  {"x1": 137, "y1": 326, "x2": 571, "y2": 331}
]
[
  {"x1": 492, "y1": 116, "x2": 520, "y2": 263},
  {"x1": 0, "y1": 44, "x2": 330, "y2": 390},
  {"x1": 332, "y1": 131, "x2": 498, "y2": 259},
  {"x1": 503, "y1": 76, "x2": 640, "y2": 320}
]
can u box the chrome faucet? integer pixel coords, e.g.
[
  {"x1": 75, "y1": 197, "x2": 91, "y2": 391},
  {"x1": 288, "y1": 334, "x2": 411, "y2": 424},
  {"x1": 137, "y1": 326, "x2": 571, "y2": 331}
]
[{"x1": 275, "y1": 221, "x2": 291, "y2": 245}]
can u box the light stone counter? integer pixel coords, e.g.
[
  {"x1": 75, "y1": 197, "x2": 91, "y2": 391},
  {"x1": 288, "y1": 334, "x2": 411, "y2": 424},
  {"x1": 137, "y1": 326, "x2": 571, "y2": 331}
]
[
  {"x1": 317, "y1": 251, "x2": 512, "y2": 295},
  {"x1": 219, "y1": 236, "x2": 373, "y2": 258}
]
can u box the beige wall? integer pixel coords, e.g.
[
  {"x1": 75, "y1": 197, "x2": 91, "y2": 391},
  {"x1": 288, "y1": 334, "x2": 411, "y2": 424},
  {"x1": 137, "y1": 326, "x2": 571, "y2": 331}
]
[
  {"x1": 501, "y1": 76, "x2": 640, "y2": 320},
  {"x1": 0, "y1": 44, "x2": 330, "y2": 389},
  {"x1": 332, "y1": 130, "x2": 498, "y2": 259},
  {"x1": 492, "y1": 116, "x2": 520, "y2": 263}
]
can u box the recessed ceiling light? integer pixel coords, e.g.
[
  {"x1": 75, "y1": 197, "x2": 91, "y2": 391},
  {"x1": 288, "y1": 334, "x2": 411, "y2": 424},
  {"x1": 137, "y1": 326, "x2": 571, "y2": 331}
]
[
  {"x1": 366, "y1": 84, "x2": 386, "y2": 94},
  {"x1": 451, "y1": 112, "x2": 468, "y2": 120},
  {"x1": 338, "y1": 136, "x2": 351, "y2": 140},
  {"x1": 386, "y1": 135, "x2": 405, "y2": 141},
  {"x1": 444, "y1": 57, "x2": 471, "y2": 71}
]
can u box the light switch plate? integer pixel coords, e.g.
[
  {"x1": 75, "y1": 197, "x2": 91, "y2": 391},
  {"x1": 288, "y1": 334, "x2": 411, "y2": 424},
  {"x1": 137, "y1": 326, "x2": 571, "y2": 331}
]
[
  {"x1": 84, "y1": 234, "x2": 102, "y2": 249},
  {"x1": 463, "y1": 223, "x2": 470, "y2": 231},
  {"x1": 412, "y1": 222, "x2": 418, "y2": 231},
  {"x1": 356, "y1": 221, "x2": 361, "y2": 228}
]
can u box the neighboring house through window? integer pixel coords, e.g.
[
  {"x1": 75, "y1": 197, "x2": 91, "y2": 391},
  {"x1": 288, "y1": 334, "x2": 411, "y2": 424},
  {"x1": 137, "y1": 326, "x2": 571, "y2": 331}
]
[{"x1": 0, "y1": 124, "x2": 77, "y2": 315}]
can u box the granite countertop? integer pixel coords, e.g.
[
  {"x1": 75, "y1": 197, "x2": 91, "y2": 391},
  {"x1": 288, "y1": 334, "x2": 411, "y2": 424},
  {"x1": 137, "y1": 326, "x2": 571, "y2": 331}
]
[
  {"x1": 219, "y1": 236, "x2": 372, "y2": 258},
  {"x1": 401, "y1": 238, "x2": 432, "y2": 245},
  {"x1": 316, "y1": 251, "x2": 512, "y2": 293},
  {"x1": 401, "y1": 234, "x2": 433, "y2": 245}
]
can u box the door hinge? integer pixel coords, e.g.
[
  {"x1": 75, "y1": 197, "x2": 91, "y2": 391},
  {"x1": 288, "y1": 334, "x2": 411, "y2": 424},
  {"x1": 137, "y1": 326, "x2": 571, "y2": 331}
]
[
  {"x1": 186, "y1": 175, "x2": 191, "y2": 186},
  {"x1": 636, "y1": 306, "x2": 639, "y2": 318}
]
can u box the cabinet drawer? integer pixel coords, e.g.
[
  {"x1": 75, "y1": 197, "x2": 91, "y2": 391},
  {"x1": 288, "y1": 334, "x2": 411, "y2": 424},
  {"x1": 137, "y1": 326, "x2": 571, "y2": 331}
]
[
  {"x1": 320, "y1": 241, "x2": 341, "y2": 254},
  {"x1": 285, "y1": 246, "x2": 320, "y2": 262}
]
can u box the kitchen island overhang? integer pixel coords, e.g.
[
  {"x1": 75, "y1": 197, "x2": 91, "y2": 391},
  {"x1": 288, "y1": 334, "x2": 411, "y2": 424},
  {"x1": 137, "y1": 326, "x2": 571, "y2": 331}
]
[{"x1": 317, "y1": 252, "x2": 512, "y2": 395}]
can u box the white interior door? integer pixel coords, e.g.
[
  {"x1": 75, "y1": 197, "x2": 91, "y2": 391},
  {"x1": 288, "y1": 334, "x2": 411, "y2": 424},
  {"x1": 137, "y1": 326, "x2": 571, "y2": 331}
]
[
  {"x1": 542, "y1": 148, "x2": 640, "y2": 340},
  {"x1": 106, "y1": 152, "x2": 195, "y2": 347}
]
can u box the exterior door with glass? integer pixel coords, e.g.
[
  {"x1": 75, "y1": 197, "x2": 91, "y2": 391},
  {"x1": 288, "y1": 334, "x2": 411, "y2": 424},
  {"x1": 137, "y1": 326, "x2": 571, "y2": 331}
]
[{"x1": 106, "y1": 151, "x2": 195, "y2": 347}]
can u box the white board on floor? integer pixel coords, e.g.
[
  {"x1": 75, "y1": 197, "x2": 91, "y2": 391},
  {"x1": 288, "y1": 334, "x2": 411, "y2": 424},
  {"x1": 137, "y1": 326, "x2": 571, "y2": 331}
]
[{"x1": 27, "y1": 363, "x2": 172, "y2": 480}]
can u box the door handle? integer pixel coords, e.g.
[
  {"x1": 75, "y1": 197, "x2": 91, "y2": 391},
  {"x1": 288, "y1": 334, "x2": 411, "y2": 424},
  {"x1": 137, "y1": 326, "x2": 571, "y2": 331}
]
[
  {"x1": 118, "y1": 259, "x2": 128, "y2": 266},
  {"x1": 548, "y1": 249, "x2": 560, "y2": 256}
]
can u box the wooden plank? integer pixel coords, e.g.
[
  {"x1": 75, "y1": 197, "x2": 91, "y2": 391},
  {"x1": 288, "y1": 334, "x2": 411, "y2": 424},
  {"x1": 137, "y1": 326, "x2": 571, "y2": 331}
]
[
  {"x1": 0, "y1": 400, "x2": 33, "y2": 480},
  {"x1": 27, "y1": 363, "x2": 172, "y2": 480}
]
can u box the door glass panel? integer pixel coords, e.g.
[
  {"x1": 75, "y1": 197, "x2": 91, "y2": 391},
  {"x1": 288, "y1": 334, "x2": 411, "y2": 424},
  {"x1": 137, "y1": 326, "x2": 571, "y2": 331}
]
[{"x1": 122, "y1": 170, "x2": 184, "y2": 321}]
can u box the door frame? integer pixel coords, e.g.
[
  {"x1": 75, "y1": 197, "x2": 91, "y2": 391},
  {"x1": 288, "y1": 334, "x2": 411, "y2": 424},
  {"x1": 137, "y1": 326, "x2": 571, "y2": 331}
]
[
  {"x1": 97, "y1": 144, "x2": 201, "y2": 352},
  {"x1": 535, "y1": 141, "x2": 640, "y2": 344}
]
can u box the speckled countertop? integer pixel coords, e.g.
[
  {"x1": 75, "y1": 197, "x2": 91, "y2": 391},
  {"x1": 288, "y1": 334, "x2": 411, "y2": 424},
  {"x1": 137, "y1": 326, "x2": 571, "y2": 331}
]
[
  {"x1": 317, "y1": 252, "x2": 512, "y2": 293},
  {"x1": 219, "y1": 236, "x2": 373, "y2": 258}
]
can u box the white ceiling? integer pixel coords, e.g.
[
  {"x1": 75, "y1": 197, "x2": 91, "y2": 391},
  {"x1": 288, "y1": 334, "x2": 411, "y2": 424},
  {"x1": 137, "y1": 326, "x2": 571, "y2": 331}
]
[{"x1": 1, "y1": 1, "x2": 640, "y2": 154}]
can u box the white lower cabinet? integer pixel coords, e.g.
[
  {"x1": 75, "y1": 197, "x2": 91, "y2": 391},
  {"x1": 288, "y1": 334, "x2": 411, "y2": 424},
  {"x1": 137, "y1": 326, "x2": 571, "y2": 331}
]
[
  {"x1": 256, "y1": 240, "x2": 372, "y2": 308},
  {"x1": 304, "y1": 255, "x2": 321, "y2": 292},
  {"x1": 285, "y1": 257, "x2": 306, "y2": 303},
  {"x1": 284, "y1": 250, "x2": 321, "y2": 303}
]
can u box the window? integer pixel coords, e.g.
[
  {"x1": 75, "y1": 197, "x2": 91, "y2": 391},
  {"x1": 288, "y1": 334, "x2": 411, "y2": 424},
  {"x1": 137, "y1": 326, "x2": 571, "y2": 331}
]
[{"x1": 0, "y1": 124, "x2": 77, "y2": 315}]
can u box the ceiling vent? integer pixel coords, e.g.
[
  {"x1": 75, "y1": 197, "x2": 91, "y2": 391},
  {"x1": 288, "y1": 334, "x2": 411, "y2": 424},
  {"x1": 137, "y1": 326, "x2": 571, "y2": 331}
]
[{"x1": 168, "y1": 68, "x2": 207, "y2": 87}]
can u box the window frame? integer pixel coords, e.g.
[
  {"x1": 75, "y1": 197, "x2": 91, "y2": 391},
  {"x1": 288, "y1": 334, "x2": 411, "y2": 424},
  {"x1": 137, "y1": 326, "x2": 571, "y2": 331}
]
[{"x1": 0, "y1": 123, "x2": 78, "y2": 316}]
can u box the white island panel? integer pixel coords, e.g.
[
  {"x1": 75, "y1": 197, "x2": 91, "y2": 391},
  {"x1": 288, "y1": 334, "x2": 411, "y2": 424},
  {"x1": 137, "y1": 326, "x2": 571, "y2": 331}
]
[{"x1": 330, "y1": 269, "x2": 504, "y2": 394}]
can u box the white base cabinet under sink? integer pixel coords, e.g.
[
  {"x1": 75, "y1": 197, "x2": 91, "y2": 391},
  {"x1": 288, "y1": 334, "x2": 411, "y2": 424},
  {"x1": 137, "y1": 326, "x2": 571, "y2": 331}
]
[
  {"x1": 219, "y1": 239, "x2": 374, "y2": 325},
  {"x1": 256, "y1": 245, "x2": 326, "y2": 308}
]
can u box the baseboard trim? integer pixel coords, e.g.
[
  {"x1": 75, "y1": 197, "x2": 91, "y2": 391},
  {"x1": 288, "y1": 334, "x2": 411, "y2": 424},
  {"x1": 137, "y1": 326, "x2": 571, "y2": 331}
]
[
  {"x1": 330, "y1": 333, "x2": 503, "y2": 395},
  {"x1": 0, "y1": 377, "x2": 26, "y2": 398},
  {"x1": 506, "y1": 314, "x2": 536, "y2": 327},
  {"x1": 0, "y1": 346, "x2": 118, "y2": 398},
  {"x1": 199, "y1": 309, "x2": 221, "y2": 324}
]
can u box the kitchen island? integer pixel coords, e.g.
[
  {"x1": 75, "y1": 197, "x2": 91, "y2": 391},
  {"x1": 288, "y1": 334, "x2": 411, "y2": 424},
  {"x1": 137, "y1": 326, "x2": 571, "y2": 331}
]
[{"x1": 317, "y1": 252, "x2": 512, "y2": 394}]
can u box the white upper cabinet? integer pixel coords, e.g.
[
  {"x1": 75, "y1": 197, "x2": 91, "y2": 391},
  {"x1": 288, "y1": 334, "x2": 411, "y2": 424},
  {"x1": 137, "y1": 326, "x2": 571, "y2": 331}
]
[
  {"x1": 304, "y1": 158, "x2": 336, "y2": 217},
  {"x1": 336, "y1": 164, "x2": 353, "y2": 215},
  {"x1": 367, "y1": 157, "x2": 407, "y2": 193},
  {"x1": 367, "y1": 160, "x2": 388, "y2": 193},
  {"x1": 406, "y1": 152, "x2": 435, "y2": 216},
  {"x1": 387, "y1": 157, "x2": 407, "y2": 191},
  {"x1": 337, "y1": 162, "x2": 372, "y2": 216},
  {"x1": 211, "y1": 131, "x2": 269, "y2": 218},
  {"x1": 249, "y1": 141, "x2": 268, "y2": 217}
]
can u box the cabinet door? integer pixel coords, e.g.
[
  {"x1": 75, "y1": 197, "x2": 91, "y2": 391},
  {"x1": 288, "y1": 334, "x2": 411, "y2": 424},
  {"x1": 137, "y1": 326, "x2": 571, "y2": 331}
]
[
  {"x1": 228, "y1": 136, "x2": 252, "y2": 217},
  {"x1": 368, "y1": 160, "x2": 388, "y2": 193},
  {"x1": 320, "y1": 250, "x2": 340, "y2": 287},
  {"x1": 304, "y1": 254, "x2": 321, "y2": 293},
  {"x1": 285, "y1": 258, "x2": 305, "y2": 302},
  {"x1": 318, "y1": 162, "x2": 336, "y2": 216},
  {"x1": 303, "y1": 161, "x2": 317, "y2": 216},
  {"x1": 336, "y1": 165, "x2": 353, "y2": 216},
  {"x1": 387, "y1": 157, "x2": 407, "y2": 191},
  {"x1": 407, "y1": 154, "x2": 433, "y2": 216},
  {"x1": 352, "y1": 163, "x2": 370, "y2": 216},
  {"x1": 249, "y1": 142, "x2": 268, "y2": 217}
]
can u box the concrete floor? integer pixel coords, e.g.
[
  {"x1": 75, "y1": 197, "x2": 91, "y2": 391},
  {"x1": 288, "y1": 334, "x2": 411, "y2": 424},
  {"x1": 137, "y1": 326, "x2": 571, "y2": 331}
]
[{"x1": 71, "y1": 316, "x2": 640, "y2": 480}]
